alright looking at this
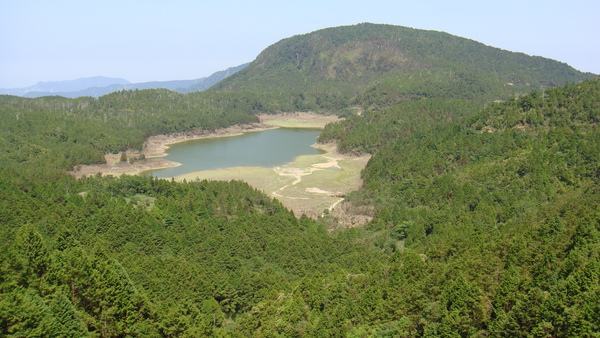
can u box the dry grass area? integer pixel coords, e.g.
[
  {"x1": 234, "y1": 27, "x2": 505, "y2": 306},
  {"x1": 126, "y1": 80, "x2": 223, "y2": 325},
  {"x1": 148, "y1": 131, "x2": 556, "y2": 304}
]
[
  {"x1": 259, "y1": 112, "x2": 341, "y2": 128},
  {"x1": 176, "y1": 143, "x2": 370, "y2": 219}
]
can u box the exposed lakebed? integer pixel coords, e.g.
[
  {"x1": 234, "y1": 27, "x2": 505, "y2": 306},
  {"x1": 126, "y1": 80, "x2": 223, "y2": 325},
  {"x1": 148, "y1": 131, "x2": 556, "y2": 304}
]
[
  {"x1": 144, "y1": 128, "x2": 324, "y2": 178},
  {"x1": 71, "y1": 112, "x2": 371, "y2": 220}
]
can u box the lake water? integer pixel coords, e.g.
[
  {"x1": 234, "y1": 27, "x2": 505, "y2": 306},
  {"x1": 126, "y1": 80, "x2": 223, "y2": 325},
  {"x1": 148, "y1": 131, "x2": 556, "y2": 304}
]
[{"x1": 145, "y1": 128, "x2": 324, "y2": 178}]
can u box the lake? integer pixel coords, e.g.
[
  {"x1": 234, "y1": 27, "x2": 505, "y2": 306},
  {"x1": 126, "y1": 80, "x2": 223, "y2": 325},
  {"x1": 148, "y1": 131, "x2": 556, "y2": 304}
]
[{"x1": 145, "y1": 128, "x2": 324, "y2": 178}]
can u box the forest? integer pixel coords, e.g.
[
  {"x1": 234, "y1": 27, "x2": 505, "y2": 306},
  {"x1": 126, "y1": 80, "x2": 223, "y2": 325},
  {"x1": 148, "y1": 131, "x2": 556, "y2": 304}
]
[
  {"x1": 1, "y1": 23, "x2": 599, "y2": 337},
  {"x1": 215, "y1": 23, "x2": 595, "y2": 111}
]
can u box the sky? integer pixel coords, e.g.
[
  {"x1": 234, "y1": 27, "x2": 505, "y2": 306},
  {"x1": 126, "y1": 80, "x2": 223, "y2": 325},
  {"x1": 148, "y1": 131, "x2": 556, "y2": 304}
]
[{"x1": 1, "y1": 0, "x2": 598, "y2": 88}]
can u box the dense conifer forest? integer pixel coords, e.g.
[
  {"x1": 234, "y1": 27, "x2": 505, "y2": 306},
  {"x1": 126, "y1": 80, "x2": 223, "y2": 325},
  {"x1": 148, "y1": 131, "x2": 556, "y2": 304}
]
[{"x1": 1, "y1": 23, "x2": 598, "y2": 336}]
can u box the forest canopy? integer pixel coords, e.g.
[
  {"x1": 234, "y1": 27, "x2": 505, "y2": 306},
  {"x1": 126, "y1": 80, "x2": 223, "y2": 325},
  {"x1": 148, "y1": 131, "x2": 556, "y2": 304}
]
[{"x1": 1, "y1": 23, "x2": 599, "y2": 337}]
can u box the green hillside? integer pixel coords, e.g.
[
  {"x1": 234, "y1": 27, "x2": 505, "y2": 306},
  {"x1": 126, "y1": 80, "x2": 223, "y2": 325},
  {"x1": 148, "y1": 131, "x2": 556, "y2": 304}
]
[
  {"x1": 214, "y1": 23, "x2": 595, "y2": 111},
  {"x1": 1, "y1": 23, "x2": 599, "y2": 337},
  {"x1": 2, "y1": 77, "x2": 598, "y2": 337},
  {"x1": 0, "y1": 89, "x2": 275, "y2": 176},
  {"x1": 242, "y1": 77, "x2": 600, "y2": 337}
]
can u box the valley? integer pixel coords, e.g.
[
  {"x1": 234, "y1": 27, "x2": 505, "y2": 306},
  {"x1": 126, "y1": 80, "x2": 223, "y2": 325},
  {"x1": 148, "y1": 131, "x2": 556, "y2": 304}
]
[
  {"x1": 1, "y1": 23, "x2": 598, "y2": 337},
  {"x1": 72, "y1": 112, "x2": 370, "y2": 218}
]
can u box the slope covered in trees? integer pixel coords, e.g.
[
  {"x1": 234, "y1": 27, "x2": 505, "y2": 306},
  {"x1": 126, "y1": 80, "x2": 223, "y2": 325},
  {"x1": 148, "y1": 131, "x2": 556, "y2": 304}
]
[
  {"x1": 0, "y1": 89, "x2": 276, "y2": 177},
  {"x1": 214, "y1": 23, "x2": 595, "y2": 111},
  {"x1": 0, "y1": 174, "x2": 383, "y2": 336},
  {"x1": 236, "y1": 77, "x2": 600, "y2": 336},
  {"x1": 2, "y1": 75, "x2": 598, "y2": 338},
  {"x1": 1, "y1": 23, "x2": 599, "y2": 336}
]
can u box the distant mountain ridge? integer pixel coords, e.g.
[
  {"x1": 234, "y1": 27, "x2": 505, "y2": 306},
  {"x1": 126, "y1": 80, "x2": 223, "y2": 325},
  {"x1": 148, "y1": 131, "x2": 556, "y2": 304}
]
[
  {"x1": 0, "y1": 76, "x2": 130, "y2": 96},
  {"x1": 0, "y1": 63, "x2": 249, "y2": 98}
]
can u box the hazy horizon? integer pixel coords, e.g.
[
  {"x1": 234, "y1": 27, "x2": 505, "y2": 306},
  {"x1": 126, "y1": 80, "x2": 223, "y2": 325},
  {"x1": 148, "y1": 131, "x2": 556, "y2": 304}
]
[{"x1": 2, "y1": 0, "x2": 599, "y2": 88}]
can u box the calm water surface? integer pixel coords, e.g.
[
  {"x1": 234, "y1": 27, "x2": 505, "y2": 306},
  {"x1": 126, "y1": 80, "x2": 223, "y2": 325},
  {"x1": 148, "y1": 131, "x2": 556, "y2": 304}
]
[{"x1": 145, "y1": 128, "x2": 324, "y2": 178}]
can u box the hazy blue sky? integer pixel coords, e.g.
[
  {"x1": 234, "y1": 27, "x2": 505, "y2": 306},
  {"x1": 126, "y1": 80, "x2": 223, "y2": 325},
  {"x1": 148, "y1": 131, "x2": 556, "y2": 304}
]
[{"x1": 1, "y1": 0, "x2": 598, "y2": 88}]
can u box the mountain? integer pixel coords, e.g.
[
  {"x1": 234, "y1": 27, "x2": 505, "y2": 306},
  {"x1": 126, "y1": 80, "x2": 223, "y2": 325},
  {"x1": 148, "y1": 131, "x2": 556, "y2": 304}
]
[
  {"x1": 0, "y1": 76, "x2": 130, "y2": 96},
  {"x1": 1, "y1": 74, "x2": 598, "y2": 338},
  {"x1": 214, "y1": 23, "x2": 596, "y2": 110},
  {"x1": 1, "y1": 64, "x2": 249, "y2": 98},
  {"x1": 1, "y1": 23, "x2": 599, "y2": 337},
  {"x1": 21, "y1": 79, "x2": 201, "y2": 98}
]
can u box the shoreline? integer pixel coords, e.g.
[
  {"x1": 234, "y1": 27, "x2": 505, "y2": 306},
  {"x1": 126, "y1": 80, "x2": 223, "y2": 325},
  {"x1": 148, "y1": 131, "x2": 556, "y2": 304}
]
[
  {"x1": 174, "y1": 142, "x2": 371, "y2": 220},
  {"x1": 70, "y1": 112, "x2": 340, "y2": 178},
  {"x1": 69, "y1": 112, "x2": 371, "y2": 223}
]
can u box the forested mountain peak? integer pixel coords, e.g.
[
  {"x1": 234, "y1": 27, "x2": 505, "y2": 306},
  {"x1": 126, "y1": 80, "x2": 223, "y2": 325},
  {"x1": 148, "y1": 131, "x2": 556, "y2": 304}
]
[{"x1": 215, "y1": 23, "x2": 595, "y2": 108}]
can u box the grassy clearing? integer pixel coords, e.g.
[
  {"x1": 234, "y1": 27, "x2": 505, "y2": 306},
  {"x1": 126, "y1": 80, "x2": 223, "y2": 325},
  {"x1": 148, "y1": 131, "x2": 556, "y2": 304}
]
[
  {"x1": 259, "y1": 112, "x2": 340, "y2": 129},
  {"x1": 175, "y1": 144, "x2": 369, "y2": 218}
]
